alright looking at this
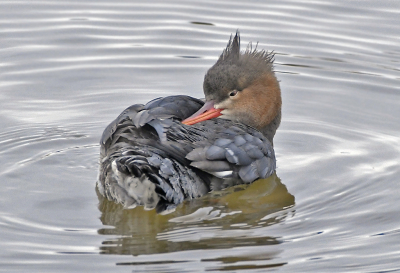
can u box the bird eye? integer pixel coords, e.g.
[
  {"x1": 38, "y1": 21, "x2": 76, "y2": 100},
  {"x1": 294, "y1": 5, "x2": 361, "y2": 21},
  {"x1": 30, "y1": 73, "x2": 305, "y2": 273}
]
[{"x1": 229, "y1": 90, "x2": 238, "y2": 97}]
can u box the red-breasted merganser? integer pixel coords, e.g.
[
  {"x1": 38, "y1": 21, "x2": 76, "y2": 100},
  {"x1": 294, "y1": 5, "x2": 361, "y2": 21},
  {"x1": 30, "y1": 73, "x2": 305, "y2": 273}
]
[{"x1": 98, "y1": 32, "x2": 282, "y2": 213}]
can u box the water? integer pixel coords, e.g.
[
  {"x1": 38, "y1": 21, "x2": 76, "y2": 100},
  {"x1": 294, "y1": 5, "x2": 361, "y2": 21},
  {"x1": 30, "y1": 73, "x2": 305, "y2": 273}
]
[{"x1": 1, "y1": 0, "x2": 400, "y2": 272}]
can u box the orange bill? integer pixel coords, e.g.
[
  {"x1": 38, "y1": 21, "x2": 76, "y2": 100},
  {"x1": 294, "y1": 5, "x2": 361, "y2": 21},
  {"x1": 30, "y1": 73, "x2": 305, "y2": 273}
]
[{"x1": 182, "y1": 101, "x2": 222, "y2": 125}]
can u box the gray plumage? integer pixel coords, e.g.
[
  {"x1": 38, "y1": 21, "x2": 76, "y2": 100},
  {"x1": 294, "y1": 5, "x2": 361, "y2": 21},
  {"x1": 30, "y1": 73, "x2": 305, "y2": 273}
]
[
  {"x1": 97, "y1": 32, "x2": 281, "y2": 213},
  {"x1": 98, "y1": 95, "x2": 276, "y2": 213}
]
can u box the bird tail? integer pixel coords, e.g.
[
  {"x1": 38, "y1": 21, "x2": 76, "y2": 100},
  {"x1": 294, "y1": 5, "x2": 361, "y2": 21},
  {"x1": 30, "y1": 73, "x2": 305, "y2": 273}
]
[{"x1": 98, "y1": 152, "x2": 210, "y2": 214}]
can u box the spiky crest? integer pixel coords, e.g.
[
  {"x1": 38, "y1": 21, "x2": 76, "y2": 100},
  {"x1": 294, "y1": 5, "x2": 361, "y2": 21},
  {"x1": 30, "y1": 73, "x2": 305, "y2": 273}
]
[{"x1": 216, "y1": 31, "x2": 241, "y2": 65}]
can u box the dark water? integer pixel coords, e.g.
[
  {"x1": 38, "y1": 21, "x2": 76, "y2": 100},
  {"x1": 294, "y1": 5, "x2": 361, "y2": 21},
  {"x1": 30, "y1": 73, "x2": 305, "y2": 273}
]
[{"x1": 1, "y1": 0, "x2": 400, "y2": 272}]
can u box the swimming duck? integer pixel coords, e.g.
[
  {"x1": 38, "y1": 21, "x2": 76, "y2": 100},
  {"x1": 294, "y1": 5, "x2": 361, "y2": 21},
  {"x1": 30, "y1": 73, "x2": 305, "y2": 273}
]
[{"x1": 97, "y1": 32, "x2": 282, "y2": 213}]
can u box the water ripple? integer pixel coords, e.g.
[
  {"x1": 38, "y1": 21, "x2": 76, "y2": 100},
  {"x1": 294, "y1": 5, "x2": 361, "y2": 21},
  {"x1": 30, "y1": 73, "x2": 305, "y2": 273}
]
[{"x1": 1, "y1": 0, "x2": 400, "y2": 272}]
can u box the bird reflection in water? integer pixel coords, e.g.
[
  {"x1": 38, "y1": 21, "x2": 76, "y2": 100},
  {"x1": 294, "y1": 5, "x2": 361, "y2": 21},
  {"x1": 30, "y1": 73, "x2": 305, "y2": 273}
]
[{"x1": 96, "y1": 172, "x2": 294, "y2": 257}]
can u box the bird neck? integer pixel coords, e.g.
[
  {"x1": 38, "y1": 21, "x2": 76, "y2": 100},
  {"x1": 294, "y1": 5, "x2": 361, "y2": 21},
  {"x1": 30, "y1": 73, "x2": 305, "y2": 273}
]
[{"x1": 260, "y1": 108, "x2": 281, "y2": 146}]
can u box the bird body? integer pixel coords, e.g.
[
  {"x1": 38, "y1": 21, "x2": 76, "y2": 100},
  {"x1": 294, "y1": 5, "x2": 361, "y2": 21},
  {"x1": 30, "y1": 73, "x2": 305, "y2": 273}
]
[{"x1": 98, "y1": 33, "x2": 281, "y2": 213}]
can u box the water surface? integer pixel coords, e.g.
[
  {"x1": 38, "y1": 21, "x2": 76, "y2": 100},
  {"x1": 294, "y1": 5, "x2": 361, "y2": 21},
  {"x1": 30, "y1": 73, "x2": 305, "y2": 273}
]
[{"x1": 1, "y1": 0, "x2": 400, "y2": 272}]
